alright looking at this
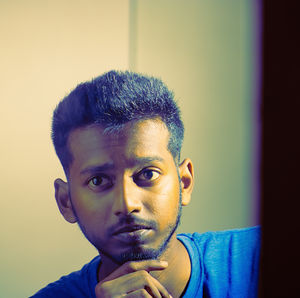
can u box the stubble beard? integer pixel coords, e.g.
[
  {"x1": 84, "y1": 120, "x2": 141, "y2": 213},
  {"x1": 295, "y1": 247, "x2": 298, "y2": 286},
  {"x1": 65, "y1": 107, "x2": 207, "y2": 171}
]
[
  {"x1": 71, "y1": 188, "x2": 182, "y2": 265},
  {"x1": 102, "y1": 199, "x2": 182, "y2": 264}
]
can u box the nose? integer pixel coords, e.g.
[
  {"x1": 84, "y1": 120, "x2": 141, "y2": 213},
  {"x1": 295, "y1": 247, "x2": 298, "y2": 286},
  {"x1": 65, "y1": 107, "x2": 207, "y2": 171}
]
[{"x1": 113, "y1": 176, "x2": 142, "y2": 216}]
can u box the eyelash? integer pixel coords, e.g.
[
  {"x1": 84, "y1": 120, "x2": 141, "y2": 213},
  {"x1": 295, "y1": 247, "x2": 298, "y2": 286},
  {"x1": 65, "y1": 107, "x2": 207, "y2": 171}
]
[
  {"x1": 134, "y1": 168, "x2": 161, "y2": 183},
  {"x1": 87, "y1": 174, "x2": 113, "y2": 191}
]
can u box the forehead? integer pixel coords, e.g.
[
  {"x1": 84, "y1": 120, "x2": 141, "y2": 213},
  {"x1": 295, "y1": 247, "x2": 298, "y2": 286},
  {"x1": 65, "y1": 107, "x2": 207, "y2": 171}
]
[{"x1": 67, "y1": 119, "x2": 172, "y2": 169}]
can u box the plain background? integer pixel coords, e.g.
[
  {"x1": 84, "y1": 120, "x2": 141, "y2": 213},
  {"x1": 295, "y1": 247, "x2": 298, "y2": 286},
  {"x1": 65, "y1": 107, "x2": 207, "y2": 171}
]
[
  {"x1": 0, "y1": 1, "x2": 260, "y2": 296},
  {"x1": 260, "y1": 1, "x2": 300, "y2": 296}
]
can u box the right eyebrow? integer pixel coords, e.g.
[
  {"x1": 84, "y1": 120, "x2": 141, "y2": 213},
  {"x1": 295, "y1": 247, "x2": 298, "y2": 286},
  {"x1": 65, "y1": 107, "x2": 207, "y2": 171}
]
[{"x1": 80, "y1": 162, "x2": 115, "y2": 176}]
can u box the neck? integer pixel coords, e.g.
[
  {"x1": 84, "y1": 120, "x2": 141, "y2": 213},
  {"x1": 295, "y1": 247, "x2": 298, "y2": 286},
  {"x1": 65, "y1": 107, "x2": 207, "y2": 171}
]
[
  {"x1": 97, "y1": 233, "x2": 191, "y2": 298},
  {"x1": 150, "y1": 235, "x2": 191, "y2": 297}
]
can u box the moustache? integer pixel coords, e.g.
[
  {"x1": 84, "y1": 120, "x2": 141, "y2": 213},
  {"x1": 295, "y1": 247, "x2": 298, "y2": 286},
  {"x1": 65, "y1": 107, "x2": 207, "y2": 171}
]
[{"x1": 108, "y1": 215, "x2": 157, "y2": 236}]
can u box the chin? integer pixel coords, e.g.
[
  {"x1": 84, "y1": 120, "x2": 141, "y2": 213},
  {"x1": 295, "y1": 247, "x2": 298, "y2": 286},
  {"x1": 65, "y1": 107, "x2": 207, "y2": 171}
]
[
  {"x1": 101, "y1": 230, "x2": 176, "y2": 265},
  {"x1": 97, "y1": 241, "x2": 166, "y2": 265},
  {"x1": 118, "y1": 246, "x2": 164, "y2": 264}
]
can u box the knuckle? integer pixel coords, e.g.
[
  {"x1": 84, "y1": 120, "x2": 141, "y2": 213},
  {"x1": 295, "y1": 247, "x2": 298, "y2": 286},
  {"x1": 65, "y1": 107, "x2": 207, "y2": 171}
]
[
  {"x1": 126, "y1": 261, "x2": 138, "y2": 272},
  {"x1": 140, "y1": 270, "x2": 149, "y2": 278},
  {"x1": 140, "y1": 289, "x2": 150, "y2": 297},
  {"x1": 95, "y1": 282, "x2": 109, "y2": 297}
]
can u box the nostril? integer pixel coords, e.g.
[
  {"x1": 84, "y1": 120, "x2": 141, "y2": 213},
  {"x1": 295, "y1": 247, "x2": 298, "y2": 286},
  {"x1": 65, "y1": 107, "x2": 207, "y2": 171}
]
[
  {"x1": 114, "y1": 210, "x2": 122, "y2": 216},
  {"x1": 114, "y1": 208, "x2": 140, "y2": 217}
]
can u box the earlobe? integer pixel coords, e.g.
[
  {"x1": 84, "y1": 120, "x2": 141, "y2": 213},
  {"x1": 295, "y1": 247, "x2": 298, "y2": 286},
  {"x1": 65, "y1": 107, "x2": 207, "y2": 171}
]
[
  {"x1": 54, "y1": 178, "x2": 77, "y2": 223},
  {"x1": 179, "y1": 158, "x2": 194, "y2": 206}
]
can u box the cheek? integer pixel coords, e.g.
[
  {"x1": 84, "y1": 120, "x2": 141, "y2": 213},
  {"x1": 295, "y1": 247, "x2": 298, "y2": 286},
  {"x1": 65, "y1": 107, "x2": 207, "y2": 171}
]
[
  {"x1": 147, "y1": 175, "x2": 180, "y2": 218},
  {"x1": 70, "y1": 187, "x2": 111, "y2": 225},
  {"x1": 158, "y1": 173, "x2": 180, "y2": 200}
]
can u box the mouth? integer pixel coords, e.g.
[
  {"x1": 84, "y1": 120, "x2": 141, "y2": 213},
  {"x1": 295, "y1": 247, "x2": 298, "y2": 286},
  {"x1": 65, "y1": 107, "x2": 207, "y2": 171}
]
[
  {"x1": 112, "y1": 225, "x2": 153, "y2": 243},
  {"x1": 113, "y1": 225, "x2": 152, "y2": 235}
]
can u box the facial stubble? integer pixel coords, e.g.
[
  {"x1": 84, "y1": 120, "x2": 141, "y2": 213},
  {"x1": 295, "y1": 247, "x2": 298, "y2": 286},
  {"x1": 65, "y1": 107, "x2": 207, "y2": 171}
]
[{"x1": 69, "y1": 184, "x2": 182, "y2": 265}]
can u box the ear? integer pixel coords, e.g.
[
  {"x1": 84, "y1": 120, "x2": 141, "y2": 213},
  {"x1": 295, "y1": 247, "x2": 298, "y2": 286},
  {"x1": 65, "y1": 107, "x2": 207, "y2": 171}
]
[
  {"x1": 54, "y1": 178, "x2": 77, "y2": 223},
  {"x1": 178, "y1": 158, "x2": 194, "y2": 206}
]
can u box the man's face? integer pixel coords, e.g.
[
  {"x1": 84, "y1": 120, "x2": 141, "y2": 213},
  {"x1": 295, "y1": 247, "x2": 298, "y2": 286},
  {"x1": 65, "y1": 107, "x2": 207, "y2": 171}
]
[{"x1": 61, "y1": 119, "x2": 187, "y2": 264}]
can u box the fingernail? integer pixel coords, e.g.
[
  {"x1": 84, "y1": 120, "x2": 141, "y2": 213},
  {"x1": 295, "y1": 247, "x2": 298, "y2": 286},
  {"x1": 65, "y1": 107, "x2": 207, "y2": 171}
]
[{"x1": 160, "y1": 261, "x2": 168, "y2": 266}]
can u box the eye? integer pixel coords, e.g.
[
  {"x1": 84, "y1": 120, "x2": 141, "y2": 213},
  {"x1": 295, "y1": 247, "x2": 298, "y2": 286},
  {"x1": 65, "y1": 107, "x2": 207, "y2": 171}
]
[
  {"x1": 90, "y1": 176, "x2": 103, "y2": 186},
  {"x1": 141, "y1": 169, "x2": 159, "y2": 180},
  {"x1": 87, "y1": 175, "x2": 113, "y2": 191},
  {"x1": 134, "y1": 169, "x2": 160, "y2": 184}
]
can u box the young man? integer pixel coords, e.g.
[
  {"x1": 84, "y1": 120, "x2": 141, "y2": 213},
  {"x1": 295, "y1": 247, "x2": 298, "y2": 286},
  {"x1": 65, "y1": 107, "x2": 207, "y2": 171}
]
[{"x1": 32, "y1": 71, "x2": 260, "y2": 297}]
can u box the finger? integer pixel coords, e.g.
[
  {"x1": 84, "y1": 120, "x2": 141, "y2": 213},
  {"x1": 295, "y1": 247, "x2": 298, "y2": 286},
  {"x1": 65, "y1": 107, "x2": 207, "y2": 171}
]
[
  {"x1": 126, "y1": 289, "x2": 152, "y2": 297},
  {"x1": 113, "y1": 270, "x2": 165, "y2": 297},
  {"x1": 101, "y1": 260, "x2": 168, "y2": 282},
  {"x1": 149, "y1": 275, "x2": 171, "y2": 298},
  {"x1": 97, "y1": 270, "x2": 170, "y2": 298},
  {"x1": 125, "y1": 272, "x2": 170, "y2": 298}
]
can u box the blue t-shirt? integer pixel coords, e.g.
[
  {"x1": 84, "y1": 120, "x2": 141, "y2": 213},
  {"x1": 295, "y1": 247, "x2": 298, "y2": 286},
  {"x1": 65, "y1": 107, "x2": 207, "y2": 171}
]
[{"x1": 31, "y1": 226, "x2": 260, "y2": 297}]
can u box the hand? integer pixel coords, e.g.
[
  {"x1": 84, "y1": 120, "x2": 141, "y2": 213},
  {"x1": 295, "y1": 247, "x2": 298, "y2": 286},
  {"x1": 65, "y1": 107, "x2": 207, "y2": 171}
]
[{"x1": 95, "y1": 260, "x2": 172, "y2": 297}]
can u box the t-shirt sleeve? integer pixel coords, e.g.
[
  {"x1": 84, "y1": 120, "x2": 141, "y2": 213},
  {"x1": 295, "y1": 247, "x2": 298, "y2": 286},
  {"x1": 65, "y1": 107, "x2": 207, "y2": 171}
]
[
  {"x1": 30, "y1": 256, "x2": 100, "y2": 298},
  {"x1": 195, "y1": 226, "x2": 261, "y2": 298}
]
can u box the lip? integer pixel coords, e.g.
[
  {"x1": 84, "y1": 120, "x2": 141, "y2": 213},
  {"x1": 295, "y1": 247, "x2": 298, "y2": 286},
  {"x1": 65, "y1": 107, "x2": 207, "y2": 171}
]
[
  {"x1": 113, "y1": 224, "x2": 151, "y2": 235},
  {"x1": 112, "y1": 225, "x2": 152, "y2": 243}
]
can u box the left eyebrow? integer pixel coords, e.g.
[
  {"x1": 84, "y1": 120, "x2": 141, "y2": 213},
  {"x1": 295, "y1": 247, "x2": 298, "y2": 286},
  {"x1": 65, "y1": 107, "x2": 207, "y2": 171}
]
[
  {"x1": 80, "y1": 162, "x2": 115, "y2": 176},
  {"x1": 127, "y1": 156, "x2": 165, "y2": 167}
]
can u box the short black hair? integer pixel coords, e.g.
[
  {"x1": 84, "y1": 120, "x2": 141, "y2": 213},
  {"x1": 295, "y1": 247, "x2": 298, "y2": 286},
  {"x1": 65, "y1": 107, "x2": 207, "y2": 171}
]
[{"x1": 51, "y1": 70, "x2": 184, "y2": 175}]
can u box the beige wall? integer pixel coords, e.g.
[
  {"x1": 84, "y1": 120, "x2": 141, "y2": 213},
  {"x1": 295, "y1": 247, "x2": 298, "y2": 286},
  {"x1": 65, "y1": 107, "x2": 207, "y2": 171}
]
[
  {"x1": 0, "y1": 1, "x2": 129, "y2": 297},
  {"x1": 0, "y1": 1, "x2": 259, "y2": 297},
  {"x1": 129, "y1": 0, "x2": 259, "y2": 234}
]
